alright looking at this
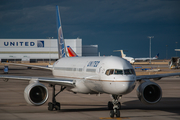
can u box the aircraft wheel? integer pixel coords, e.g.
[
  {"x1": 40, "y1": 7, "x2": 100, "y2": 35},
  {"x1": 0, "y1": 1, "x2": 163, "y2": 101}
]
[
  {"x1": 110, "y1": 110, "x2": 114, "y2": 118},
  {"x1": 108, "y1": 101, "x2": 113, "y2": 110},
  {"x1": 116, "y1": 110, "x2": 120, "y2": 117},
  {"x1": 55, "y1": 102, "x2": 61, "y2": 110},
  {"x1": 48, "y1": 102, "x2": 54, "y2": 111},
  {"x1": 117, "y1": 102, "x2": 121, "y2": 110}
]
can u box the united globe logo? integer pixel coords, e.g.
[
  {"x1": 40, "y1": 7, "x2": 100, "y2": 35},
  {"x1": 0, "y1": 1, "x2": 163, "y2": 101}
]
[{"x1": 37, "y1": 40, "x2": 44, "y2": 47}]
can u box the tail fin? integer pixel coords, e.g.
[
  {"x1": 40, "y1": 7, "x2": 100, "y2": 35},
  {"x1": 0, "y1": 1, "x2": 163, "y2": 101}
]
[
  {"x1": 120, "y1": 50, "x2": 126, "y2": 58},
  {"x1": 113, "y1": 50, "x2": 126, "y2": 58},
  {"x1": 56, "y1": 6, "x2": 66, "y2": 59},
  {"x1": 155, "y1": 53, "x2": 159, "y2": 59},
  {"x1": 67, "y1": 46, "x2": 78, "y2": 57}
]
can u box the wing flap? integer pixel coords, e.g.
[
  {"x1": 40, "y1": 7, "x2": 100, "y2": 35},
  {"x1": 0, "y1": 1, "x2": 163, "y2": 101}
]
[
  {"x1": 0, "y1": 75, "x2": 75, "y2": 87},
  {"x1": 2, "y1": 63, "x2": 53, "y2": 70},
  {"x1": 136, "y1": 73, "x2": 180, "y2": 81}
]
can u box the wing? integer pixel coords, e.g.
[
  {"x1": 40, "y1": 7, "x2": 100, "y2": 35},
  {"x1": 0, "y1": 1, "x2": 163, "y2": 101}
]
[
  {"x1": 136, "y1": 73, "x2": 180, "y2": 81},
  {"x1": 2, "y1": 63, "x2": 52, "y2": 70},
  {"x1": 0, "y1": 75, "x2": 75, "y2": 87}
]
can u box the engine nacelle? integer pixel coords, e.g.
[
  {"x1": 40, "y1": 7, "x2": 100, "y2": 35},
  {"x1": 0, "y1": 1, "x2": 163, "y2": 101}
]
[
  {"x1": 24, "y1": 82, "x2": 48, "y2": 106},
  {"x1": 136, "y1": 81, "x2": 162, "y2": 104}
]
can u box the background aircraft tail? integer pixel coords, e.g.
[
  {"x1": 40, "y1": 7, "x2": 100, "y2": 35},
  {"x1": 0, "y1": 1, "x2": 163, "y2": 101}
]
[
  {"x1": 113, "y1": 50, "x2": 126, "y2": 58},
  {"x1": 154, "y1": 53, "x2": 159, "y2": 59},
  {"x1": 67, "y1": 46, "x2": 78, "y2": 57},
  {"x1": 56, "y1": 6, "x2": 66, "y2": 59},
  {"x1": 120, "y1": 50, "x2": 126, "y2": 58}
]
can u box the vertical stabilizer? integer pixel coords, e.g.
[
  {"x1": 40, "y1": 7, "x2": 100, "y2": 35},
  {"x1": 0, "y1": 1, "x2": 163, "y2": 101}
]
[
  {"x1": 56, "y1": 6, "x2": 66, "y2": 59},
  {"x1": 155, "y1": 53, "x2": 159, "y2": 59},
  {"x1": 120, "y1": 50, "x2": 126, "y2": 58},
  {"x1": 153, "y1": 53, "x2": 159, "y2": 59},
  {"x1": 67, "y1": 46, "x2": 78, "y2": 57}
]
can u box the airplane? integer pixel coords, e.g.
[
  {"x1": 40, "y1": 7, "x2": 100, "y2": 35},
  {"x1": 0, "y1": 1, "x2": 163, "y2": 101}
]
[
  {"x1": 114, "y1": 50, "x2": 159, "y2": 63},
  {"x1": 175, "y1": 49, "x2": 180, "y2": 51},
  {"x1": 113, "y1": 50, "x2": 135, "y2": 64},
  {"x1": 135, "y1": 53, "x2": 159, "y2": 61},
  {"x1": 1, "y1": 6, "x2": 180, "y2": 118}
]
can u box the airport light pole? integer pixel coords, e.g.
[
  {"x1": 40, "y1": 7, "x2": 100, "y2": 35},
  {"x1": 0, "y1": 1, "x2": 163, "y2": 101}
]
[
  {"x1": 148, "y1": 36, "x2": 154, "y2": 64},
  {"x1": 166, "y1": 45, "x2": 168, "y2": 60},
  {"x1": 176, "y1": 42, "x2": 178, "y2": 57},
  {"x1": 48, "y1": 37, "x2": 53, "y2": 65}
]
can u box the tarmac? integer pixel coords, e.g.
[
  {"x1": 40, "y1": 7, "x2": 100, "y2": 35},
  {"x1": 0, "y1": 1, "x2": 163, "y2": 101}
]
[{"x1": 0, "y1": 65, "x2": 180, "y2": 120}]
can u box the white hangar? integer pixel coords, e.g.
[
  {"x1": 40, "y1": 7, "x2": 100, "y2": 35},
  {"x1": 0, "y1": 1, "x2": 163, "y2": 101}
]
[{"x1": 0, "y1": 38, "x2": 98, "y2": 62}]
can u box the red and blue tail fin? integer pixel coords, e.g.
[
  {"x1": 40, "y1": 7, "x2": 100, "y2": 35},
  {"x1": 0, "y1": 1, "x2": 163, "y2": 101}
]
[
  {"x1": 56, "y1": 6, "x2": 66, "y2": 59},
  {"x1": 67, "y1": 46, "x2": 78, "y2": 57}
]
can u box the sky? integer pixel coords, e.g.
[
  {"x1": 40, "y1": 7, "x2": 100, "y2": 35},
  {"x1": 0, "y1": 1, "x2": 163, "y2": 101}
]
[{"x1": 0, "y1": 0, "x2": 180, "y2": 59}]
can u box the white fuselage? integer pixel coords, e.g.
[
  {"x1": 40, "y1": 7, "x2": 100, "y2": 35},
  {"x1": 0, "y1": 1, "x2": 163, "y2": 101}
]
[
  {"x1": 135, "y1": 57, "x2": 157, "y2": 61},
  {"x1": 52, "y1": 56, "x2": 136, "y2": 95},
  {"x1": 123, "y1": 57, "x2": 135, "y2": 64}
]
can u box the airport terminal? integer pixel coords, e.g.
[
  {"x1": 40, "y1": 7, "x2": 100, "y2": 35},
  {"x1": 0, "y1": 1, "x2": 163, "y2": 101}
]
[{"x1": 0, "y1": 38, "x2": 98, "y2": 62}]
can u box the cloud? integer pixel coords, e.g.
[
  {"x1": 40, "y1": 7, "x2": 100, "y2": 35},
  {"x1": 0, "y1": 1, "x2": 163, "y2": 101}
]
[
  {"x1": 0, "y1": 0, "x2": 179, "y2": 58},
  {"x1": 57, "y1": 0, "x2": 180, "y2": 25}
]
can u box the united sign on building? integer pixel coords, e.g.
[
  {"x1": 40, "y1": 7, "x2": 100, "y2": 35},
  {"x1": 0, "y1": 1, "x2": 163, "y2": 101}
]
[{"x1": 0, "y1": 38, "x2": 82, "y2": 62}]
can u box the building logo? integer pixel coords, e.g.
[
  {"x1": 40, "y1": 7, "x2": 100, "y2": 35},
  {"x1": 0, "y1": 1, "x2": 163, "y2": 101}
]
[
  {"x1": 3, "y1": 41, "x2": 35, "y2": 47},
  {"x1": 3, "y1": 40, "x2": 45, "y2": 47},
  {"x1": 37, "y1": 40, "x2": 44, "y2": 47}
]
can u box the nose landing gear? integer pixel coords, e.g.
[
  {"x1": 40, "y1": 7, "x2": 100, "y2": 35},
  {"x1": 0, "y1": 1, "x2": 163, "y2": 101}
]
[{"x1": 108, "y1": 95, "x2": 122, "y2": 118}]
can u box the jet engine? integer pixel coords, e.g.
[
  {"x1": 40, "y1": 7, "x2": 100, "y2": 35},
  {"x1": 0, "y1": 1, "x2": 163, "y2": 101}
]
[
  {"x1": 24, "y1": 82, "x2": 48, "y2": 106},
  {"x1": 136, "y1": 81, "x2": 162, "y2": 104}
]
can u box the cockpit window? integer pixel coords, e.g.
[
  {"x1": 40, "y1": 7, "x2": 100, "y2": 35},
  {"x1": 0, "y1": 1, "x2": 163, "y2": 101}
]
[
  {"x1": 114, "y1": 69, "x2": 123, "y2": 75},
  {"x1": 109, "y1": 69, "x2": 114, "y2": 75},
  {"x1": 105, "y1": 69, "x2": 135, "y2": 75},
  {"x1": 124, "y1": 69, "x2": 135, "y2": 75},
  {"x1": 124, "y1": 69, "x2": 131, "y2": 75},
  {"x1": 105, "y1": 69, "x2": 110, "y2": 75}
]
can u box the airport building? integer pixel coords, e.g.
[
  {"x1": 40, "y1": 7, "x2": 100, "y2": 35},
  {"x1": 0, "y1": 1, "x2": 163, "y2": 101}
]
[{"x1": 0, "y1": 38, "x2": 98, "y2": 62}]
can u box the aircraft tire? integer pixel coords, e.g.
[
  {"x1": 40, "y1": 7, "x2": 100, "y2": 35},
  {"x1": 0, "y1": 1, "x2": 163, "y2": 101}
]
[
  {"x1": 110, "y1": 110, "x2": 114, "y2": 118},
  {"x1": 116, "y1": 110, "x2": 120, "y2": 117},
  {"x1": 108, "y1": 101, "x2": 113, "y2": 110},
  {"x1": 117, "y1": 102, "x2": 121, "y2": 110},
  {"x1": 55, "y1": 102, "x2": 61, "y2": 110},
  {"x1": 48, "y1": 102, "x2": 54, "y2": 111}
]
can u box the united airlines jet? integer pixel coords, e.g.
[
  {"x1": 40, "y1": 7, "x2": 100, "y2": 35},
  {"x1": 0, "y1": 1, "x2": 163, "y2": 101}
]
[{"x1": 0, "y1": 6, "x2": 180, "y2": 118}]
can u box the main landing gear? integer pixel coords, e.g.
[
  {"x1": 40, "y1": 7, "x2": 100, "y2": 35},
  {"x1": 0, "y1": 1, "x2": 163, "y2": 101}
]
[
  {"x1": 48, "y1": 84, "x2": 66, "y2": 111},
  {"x1": 108, "y1": 95, "x2": 122, "y2": 118}
]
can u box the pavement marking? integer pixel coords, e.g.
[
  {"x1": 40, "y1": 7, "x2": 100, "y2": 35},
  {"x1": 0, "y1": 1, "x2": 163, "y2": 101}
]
[{"x1": 99, "y1": 117, "x2": 129, "y2": 120}]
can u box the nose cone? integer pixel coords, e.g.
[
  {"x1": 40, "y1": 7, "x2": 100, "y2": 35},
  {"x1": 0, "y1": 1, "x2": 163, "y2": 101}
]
[
  {"x1": 114, "y1": 76, "x2": 136, "y2": 95},
  {"x1": 116, "y1": 81, "x2": 136, "y2": 95}
]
